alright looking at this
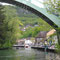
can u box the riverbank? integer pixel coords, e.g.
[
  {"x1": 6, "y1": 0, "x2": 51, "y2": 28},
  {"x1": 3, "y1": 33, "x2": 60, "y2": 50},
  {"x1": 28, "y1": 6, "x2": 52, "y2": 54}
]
[
  {"x1": 0, "y1": 45, "x2": 57, "y2": 53},
  {"x1": 0, "y1": 47, "x2": 9, "y2": 50},
  {"x1": 13, "y1": 45, "x2": 56, "y2": 53},
  {"x1": 13, "y1": 45, "x2": 24, "y2": 47},
  {"x1": 31, "y1": 46, "x2": 56, "y2": 53}
]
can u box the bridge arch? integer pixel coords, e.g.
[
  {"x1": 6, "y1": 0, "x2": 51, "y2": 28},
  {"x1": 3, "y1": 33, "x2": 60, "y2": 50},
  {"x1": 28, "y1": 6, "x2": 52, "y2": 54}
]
[
  {"x1": 0, "y1": 0, "x2": 60, "y2": 44},
  {"x1": 0, "y1": 0, "x2": 59, "y2": 28}
]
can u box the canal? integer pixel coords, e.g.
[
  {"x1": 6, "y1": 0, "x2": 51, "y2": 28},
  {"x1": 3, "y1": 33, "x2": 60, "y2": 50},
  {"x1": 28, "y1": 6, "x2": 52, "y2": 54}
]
[{"x1": 0, "y1": 47, "x2": 60, "y2": 60}]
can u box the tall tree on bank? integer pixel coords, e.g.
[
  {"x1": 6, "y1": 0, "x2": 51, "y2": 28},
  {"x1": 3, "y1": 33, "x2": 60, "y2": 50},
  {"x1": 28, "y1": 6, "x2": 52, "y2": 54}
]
[
  {"x1": 0, "y1": 4, "x2": 5, "y2": 48},
  {"x1": 3, "y1": 5, "x2": 22, "y2": 48},
  {"x1": 0, "y1": 5, "x2": 22, "y2": 48}
]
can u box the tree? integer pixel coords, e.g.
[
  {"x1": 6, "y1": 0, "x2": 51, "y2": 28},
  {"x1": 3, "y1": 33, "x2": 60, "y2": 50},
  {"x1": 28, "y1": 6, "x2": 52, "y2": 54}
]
[
  {"x1": 3, "y1": 5, "x2": 22, "y2": 48},
  {"x1": 0, "y1": 5, "x2": 22, "y2": 48},
  {"x1": 0, "y1": 4, "x2": 5, "y2": 48},
  {"x1": 44, "y1": 0, "x2": 60, "y2": 16},
  {"x1": 44, "y1": 0, "x2": 60, "y2": 51}
]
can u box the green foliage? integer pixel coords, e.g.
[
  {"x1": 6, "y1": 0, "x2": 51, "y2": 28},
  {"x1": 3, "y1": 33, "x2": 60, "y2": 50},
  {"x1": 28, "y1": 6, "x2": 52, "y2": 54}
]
[
  {"x1": 16, "y1": 7, "x2": 39, "y2": 18},
  {"x1": 44, "y1": 0, "x2": 60, "y2": 16},
  {"x1": 19, "y1": 17, "x2": 38, "y2": 26},
  {"x1": 55, "y1": 43, "x2": 60, "y2": 53},
  {"x1": 19, "y1": 17, "x2": 53, "y2": 38},
  {"x1": 32, "y1": 27, "x2": 41, "y2": 37},
  {"x1": 20, "y1": 25, "x2": 52, "y2": 38},
  {"x1": 0, "y1": 5, "x2": 22, "y2": 48},
  {"x1": 0, "y1": 5, "x2": 5, "y2": 48},
  {"x1": 19, "y1": 17, "x2": 52, "y2": 29},
  {"x1": 0, "y1": 4, "x2": 53, "y2": 48},
  {"x1": 44, "y1": 0, "x2": 60, "y2": 48}
]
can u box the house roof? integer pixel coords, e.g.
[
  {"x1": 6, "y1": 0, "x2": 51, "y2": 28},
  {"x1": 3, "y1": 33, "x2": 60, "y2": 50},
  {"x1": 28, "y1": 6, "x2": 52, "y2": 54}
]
[
  {"x1": 16, "y1": 39, "x2": 25, "y2": 42},
  {"x1": 47, "y1": 29, "x2": 56, "y2": 37},
  {"x1": 36, "y1": 31, "x2": 47, "y2": 38},
  {"x1": 36, "y1": 29, "x2": 56, "y2": 38}
]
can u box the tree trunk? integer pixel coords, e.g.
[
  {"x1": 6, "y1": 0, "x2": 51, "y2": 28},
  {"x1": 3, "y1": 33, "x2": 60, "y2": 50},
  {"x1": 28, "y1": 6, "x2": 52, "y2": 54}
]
[{"x1": 57, "y1": 29, "x2": 60, "y2": 45}]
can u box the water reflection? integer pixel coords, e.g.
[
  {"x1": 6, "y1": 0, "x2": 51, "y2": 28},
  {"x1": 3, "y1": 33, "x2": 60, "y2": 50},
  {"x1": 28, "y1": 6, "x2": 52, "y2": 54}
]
[
  {"x1": 0, "y1": 47, "x2": 60, "y2": 60},
  {"x1": 45, "y1": 52, "x2": 60, "y2": 60}
]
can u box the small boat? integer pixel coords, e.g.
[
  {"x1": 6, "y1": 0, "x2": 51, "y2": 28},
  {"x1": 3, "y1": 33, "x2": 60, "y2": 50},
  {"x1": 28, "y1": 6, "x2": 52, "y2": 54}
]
[{"x1": 25, "y1": 45, "x2": 29, "y2": 48}]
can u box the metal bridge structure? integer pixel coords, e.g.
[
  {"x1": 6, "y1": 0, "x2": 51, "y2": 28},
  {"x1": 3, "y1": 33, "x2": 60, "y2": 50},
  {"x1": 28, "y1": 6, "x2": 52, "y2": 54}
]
[{"x1": 0, "y1": 0, "x2": 60, "y2": 28}]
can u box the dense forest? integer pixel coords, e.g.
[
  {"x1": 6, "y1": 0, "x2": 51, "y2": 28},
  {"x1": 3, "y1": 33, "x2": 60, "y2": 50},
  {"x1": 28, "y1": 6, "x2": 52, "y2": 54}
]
[{"x1": 0, "y1": 5, "x2": 53, "y2": 48}]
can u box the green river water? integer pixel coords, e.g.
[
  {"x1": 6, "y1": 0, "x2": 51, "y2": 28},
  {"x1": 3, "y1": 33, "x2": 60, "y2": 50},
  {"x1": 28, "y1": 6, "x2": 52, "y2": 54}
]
[{"x1": 0, "y1": 47, "x2": 60, "y2": 60}]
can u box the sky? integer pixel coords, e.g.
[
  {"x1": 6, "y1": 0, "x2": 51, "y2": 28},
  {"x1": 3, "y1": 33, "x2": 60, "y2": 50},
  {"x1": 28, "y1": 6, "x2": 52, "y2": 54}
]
[
  {"x1": 0, "y1": 0, "x2": 45, "y2": 8},
  {"x1": 0, "y1": 2, "x2": 13, "y2": 6}
]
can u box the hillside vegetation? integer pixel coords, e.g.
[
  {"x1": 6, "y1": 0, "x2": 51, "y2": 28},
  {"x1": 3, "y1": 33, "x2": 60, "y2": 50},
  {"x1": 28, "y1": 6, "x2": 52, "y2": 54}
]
[{"x1": 0, "y1": 5, "x2": 53, "y2": 48}]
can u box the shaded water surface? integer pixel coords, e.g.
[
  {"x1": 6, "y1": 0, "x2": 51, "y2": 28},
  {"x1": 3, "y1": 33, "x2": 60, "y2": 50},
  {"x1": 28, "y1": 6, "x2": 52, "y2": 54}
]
[{"x1": 0, "y1": 47, "x2": 60, "y2": 60}]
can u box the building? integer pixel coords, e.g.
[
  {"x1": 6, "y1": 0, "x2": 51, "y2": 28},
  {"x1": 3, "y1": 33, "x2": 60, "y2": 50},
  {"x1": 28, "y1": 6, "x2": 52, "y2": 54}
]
[
  {"x1": 34, "y1": 31, "x2": 47, "y2": 46},
  {"x1": 16, "y1": 39, "x2": 25, "y2": 46},
  {"x1": 34, "y1": 29, "x2": 58, "y2": 47}
]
